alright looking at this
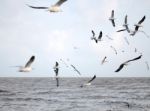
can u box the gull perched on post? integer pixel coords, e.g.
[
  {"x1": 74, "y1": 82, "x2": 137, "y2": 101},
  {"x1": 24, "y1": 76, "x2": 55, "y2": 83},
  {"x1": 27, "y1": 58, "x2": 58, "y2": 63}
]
[
  {"x1": 19, "y1": 56, "x2": 35, "y2": 72},
  {"x1": 27, "y1": 0, "x2": 67, "y2": 12}
]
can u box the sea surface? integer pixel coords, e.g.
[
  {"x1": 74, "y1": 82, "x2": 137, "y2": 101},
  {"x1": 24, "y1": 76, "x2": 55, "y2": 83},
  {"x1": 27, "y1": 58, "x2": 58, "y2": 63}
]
[{"x1": 0, "y1": 77, "x2": 150, "y2": 111}]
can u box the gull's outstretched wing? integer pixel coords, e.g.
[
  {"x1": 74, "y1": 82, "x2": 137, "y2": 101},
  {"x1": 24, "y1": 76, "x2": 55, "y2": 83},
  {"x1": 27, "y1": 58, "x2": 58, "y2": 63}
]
[
  {"x1": 87, "y1": 75, "x2": 96, "y2": 83},
  {"x1": 126, "y1": 55, "x2": 142, "y2": 63},
  {"x1": 112, "y1": 20, "x2": 115, "y2": 27},
  {"x1": 115, "y1": 55, "x2": 142, "y2": 72},
  {"x1": 124, "y1": 15, "x2": 128, "y2": 24},
  {"x1": 138, "y1": 16, "x2": 146, "y2": 24},
  {"x1": 101, "y1": 56, "x2": 107, "y2": 65},
  {"x1": 110, "y1": 46, "x2": 117, "y2": 55},
  {"x1": 91, "y1": 30, "x2": 95, "y2": 37},
  {"x1": 117, "y1": 29, "x2": 126, "y2": 32},
  {"x1": 25, "y1": 56, "x2": 35, "y2": 68},
  {"x1": 124, "y1": 37, "x2": 130, "y2": 45},
  {"x1": 145, "y1": 61, "x2": 149, "y2": 70},
  {"x1": 115, "y1": 63, "x2": 126, "y2": 72},
  {"x1": 54, "y1": 0, "x2": 67, "y2": 6},
  {"x1": 111, "y1": 10, "x2": 114, "y2": 18},
  {"x1": 27, "y1": 4, "x2": 48, "y2": 9},
  {"x1": 98, "y1": 31, "x2": 102, "y2": 40}
]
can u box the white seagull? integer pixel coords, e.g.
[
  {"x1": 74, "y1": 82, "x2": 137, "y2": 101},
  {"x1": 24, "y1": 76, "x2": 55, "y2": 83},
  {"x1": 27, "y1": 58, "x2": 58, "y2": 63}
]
[
  {"x1": 19, "y1": 56, "x2": 35, "y2": 72},
  {"x1": 130, "y1": 16, "x2": 146, "y2": 36},
  {"x1": 117, "y1": 15, "x2": 130, "y2": 33},
  {"x1": 27, "y1": 0, "x2": 67, "y2": 12},
  {"x1": 80, "y1": 75, "x2": 96, "y2": 87},
  {"x1": 109, "y1": 10, "x2": 115, "y2": 27},
  {"x1": 134, "y1": 15, "x2": 146, "y2": 32}
]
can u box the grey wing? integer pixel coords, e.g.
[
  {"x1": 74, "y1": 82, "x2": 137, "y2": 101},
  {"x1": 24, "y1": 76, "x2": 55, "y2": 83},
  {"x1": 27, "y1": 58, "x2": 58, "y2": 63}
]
[
  {"x1": 125, "y1": 25, "x2": 130, "y2": 33},
  {"x1": 138, "y1": 16, "x2": 146, "y2": 24},
  {"x1": 117, "y1": 29, "x2": 126, "y2": 32},
  {"x1": 126, "y1": 55, "x2": 142, "y2": 63},
  {"x1": 54, "y1": 0, "x2": 67, "y2": 6},
  {"x1": 88, "y1": 75, "x2": 96, "y2": 83},
  {"x1": 112, "y1": 20, "x2": 115, "y2": 27},
  {"x1": 124, "y1": 37, "x2": 130, "y2": 45},
  {"x1": 101, "y1": 56, "x2": 107, "y2": 64},
  {"x1": 56, "y1": 61, "x2": 59, "y2": 67},
  {"x1": 71, "y1": 65, "x2": 81, "y2": 75},
  {"x1": 111, "y1": 10, "x2": 114, "y2": 18},
  {"x1": 115, "y1": 64, "x2": 125, "y2": 72},
  {"x1": 92, "y1": 30, "x2": 95, "y2": 37},
  {"x1": 124, "y1": 15, "x2": 127, "y2": 24},
  {"x1": 27, "y1": 4, "x2": 48, "y2": 9},
  {"x1": 25, "y1": 56, "x2": 35, "y2": 68}
]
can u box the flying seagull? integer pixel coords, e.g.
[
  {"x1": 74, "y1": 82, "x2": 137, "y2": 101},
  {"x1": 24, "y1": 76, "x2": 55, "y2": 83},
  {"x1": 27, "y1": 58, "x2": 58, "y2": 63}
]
[
  {"x1": 27, "y1": 0, "x2": 67, "y2": 12},
  {"x1": 70, "y1": 64, "x2": 81, "y2": 75},
  {"x1": 101, "y1": 56, "x2": 107, "y2": 65},
  {"x1": 110, "y1": 46, "x2": 117, "y2": 55},
  {"x1": 97, "y1": 31, "x2": 103, "y2": 41},
  {"x1": 145, "y1": 61, "x2": 149, "y2": 71},
  {"x1": 115, "y1": 55, "x2": 142, "y2": 72},
  {"x1": 80, "y1": 75, "x2": 96, "y2": 87},
  {"x1": 117, "y1": 15, "x2": 130, "y2": 33},
  {"x1": 134, "y1": 16, "x2": 146, "y2": 32},
  {"x1": 124, "y1": 37, "x2": 130, "y2": 45},
  {"x1": 60, "y1": 59, "x2": 69, "y2": 67},
  {"x1": 109, "y1": 10, "x2": 115, "y2": 27},
  {"x1": 53, "y1": 61, "x2": 59, "y2": 87},
  {"x1": 106, "y1": 35, "x2": 113, "y2": 40},
  {"x1": 117, "y1": 29, "x2": 126, "y2": 32},
  {"x1": 123, "y1": 15, "x2": 130, "y2": 33},
  {"x1": 91, "y1": 30, "x2": 98, "y2": 43},
  {"x1": 19, "y1": 56, "x2": 35, "y2": 72}
]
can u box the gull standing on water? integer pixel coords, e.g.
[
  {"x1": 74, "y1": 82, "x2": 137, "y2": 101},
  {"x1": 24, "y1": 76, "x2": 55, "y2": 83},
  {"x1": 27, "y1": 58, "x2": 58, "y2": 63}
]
[
  {"x1": 19, "y1": 56, "x2": 35, "y2": 72},
  {"x1": 27, "y1": 0, "x2": 67, "y2": 12}
]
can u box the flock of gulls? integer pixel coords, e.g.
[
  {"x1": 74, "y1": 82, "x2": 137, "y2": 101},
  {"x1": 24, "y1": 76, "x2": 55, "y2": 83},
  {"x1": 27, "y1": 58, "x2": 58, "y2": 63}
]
[{"x1": 15, "y1": 0, "x2": 149, "y2": 87}]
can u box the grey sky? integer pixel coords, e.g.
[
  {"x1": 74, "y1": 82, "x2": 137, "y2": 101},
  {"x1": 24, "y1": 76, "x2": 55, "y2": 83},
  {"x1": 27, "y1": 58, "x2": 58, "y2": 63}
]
[{"x1": 0, "y1": 0, "x2": 150, "y2": 77}]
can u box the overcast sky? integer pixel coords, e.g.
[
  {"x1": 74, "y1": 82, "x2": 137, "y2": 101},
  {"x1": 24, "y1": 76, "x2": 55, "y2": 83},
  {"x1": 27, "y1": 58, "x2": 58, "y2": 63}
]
[{"x1": 0, "y1": 0, "x2": 150, "y2": 77}]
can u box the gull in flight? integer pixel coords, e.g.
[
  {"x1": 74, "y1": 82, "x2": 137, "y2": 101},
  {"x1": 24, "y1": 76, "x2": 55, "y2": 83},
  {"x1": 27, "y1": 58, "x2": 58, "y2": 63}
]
[
  {"x1": 97, "y1": 31, "x2": 103, "y2": 42},
  {"x1": 134, "y1": 16, "x2": 146, "y2": 32},
  {"x1": 91, "y1": 30, "x2": 98, "y2": 43},
  {"x1": 70, "y1": 64, "x2": 81, "y2": 75},
  {"x1": 130, "y1": 16, "x2": 146, "y2": 36},
  {"x1": 80, "y1": 75, "x2": 96, "y2": 87},
  {"x1": 105, "y1": 35, "x2": 113, "y2": 40},
  {"x1": 117, "y1": 15, "x2": 130, "y2": 33},
  {"x1": 27, "y1": 0, "x2": 67, "y2": 12},
  {"x1": 91, "y1": 30, "x2": 103, "y2": 43},
  {"x1": 124, "y1": 37, "x2": 130, "y2": 45},
  {"x1": 109, "y1": 10, "x2": 115, "y2": 27},
  {"x1": 115, "y1": 54, "x2": 142, "y2": 72},
  {"x1": 145, "y1": 61, "x2": 149, "y2": 71},
  {"x1": 110, "y1": 46, "x2": 117, "y2": 55},
  {"x1": 53, "y1": 61, "x2": 59, "y2": 87},
  {"x1": 101, "y1": 56, "x2": 107, "y2": 65},
  {"x1": 19, "y1": 56, "x2": 35, "y2": 72}
]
